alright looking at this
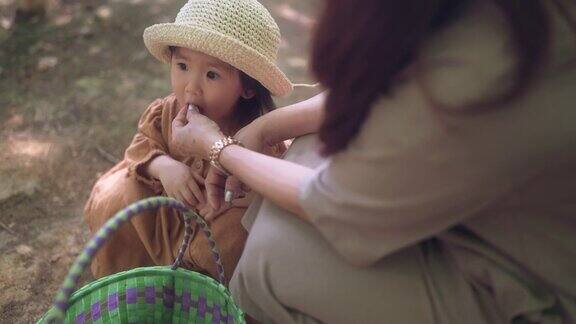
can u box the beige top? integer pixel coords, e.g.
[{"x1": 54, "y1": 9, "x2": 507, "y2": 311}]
[{"x1": 299, "y1": 0, "x2": 576, "y2": 308}]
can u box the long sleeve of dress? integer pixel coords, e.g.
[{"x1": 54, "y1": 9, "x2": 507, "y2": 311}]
[{"x1": 125, "y1": 95, "x2": 179, "y2": 194}]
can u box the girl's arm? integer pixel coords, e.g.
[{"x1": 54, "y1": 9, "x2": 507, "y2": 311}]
[{"x1": 260, "y1": 91, "x2": 326, "y2": 145}]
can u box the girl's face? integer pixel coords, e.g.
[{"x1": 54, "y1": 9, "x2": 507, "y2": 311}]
[{"x1": 170, "y1": 47, "x2": 253, "y2": 129}]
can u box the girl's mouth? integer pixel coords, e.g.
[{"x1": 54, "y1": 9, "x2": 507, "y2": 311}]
[{"x1": 188, "y1": 103, "x2": 204, "y2": 115}]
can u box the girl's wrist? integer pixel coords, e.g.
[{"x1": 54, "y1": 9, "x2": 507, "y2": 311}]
[{"x1": 147, "y1": 155, "x2": 177, "y2": 179}]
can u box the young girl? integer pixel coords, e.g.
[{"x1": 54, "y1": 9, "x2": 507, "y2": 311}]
[{"x1": 83, "y1": 0, "x2": 292, "y2": 282}]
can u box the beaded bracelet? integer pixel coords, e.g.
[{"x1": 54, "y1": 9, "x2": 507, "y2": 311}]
[{"x1": 208, "y1": 136, "x2": 243, "y2": 176}]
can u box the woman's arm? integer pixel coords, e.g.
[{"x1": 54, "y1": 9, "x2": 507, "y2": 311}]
[
  {"x1": 214, "y1": 92, "x2": 326, "y2": 217},
  {"x1": 170, "y1": 93, "x2": 326, "y2": 221},
  {"x1": 218, "y1": 144, "x2": 314, "y2": 221}
]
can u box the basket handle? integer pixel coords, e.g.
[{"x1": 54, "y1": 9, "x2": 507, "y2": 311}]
[{"x1": 45, "y1": 196, "x2": 227, "y2": 323}]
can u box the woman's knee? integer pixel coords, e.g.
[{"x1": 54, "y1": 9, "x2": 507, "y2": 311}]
[
  {"x1": 230, "y1": 211, "x2": 340, "y2": 323},
  {"x1": 233, "y1": 209, "x2": 314, "y2": 297},
  {"x1": 232, "y1": 222, "x2": 284, "y2": 289},
  {"x1": 242, "y1": 220, "x2": 299, "y2": 270},
  {"x1": 230, "y1": 229, "x2": 286, "y2": 322}
]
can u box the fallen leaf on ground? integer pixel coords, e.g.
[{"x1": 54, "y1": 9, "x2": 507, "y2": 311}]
[{"x1": 16, "y1": 244, "x2": 33, "y2": 256}]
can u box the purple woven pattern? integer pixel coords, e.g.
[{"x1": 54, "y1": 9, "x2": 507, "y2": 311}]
[
  {"x1": 198, "y1": 296, "x2": 207, "y2": 317},
  {"x1": 126, "y1": 287, "x2": 137, "y2": 304},
  {"x1": 145, "y1": 286, "x2": 155, "y2": 304},
  {"x1": 213, "y1": 304, "x2": 222, "y2": 323},
  {"x1": 163, "y1": 286, "x2": 175, "y2": 308},
  {"x1": 108, "y1": 292, "x2": 119, "y2": 311},
  {"x1": 182, "y1": 291, "x2": 191, "y2": 311},
  {"x1": 74, "y1": 313, "x2": 85, "y2": 324},
  {"x1": 90, "y1": 302, "x2": 100, "y2": 321},
  {"x1": 71, "y1": 286, "x2": 236, "y2": 323}
]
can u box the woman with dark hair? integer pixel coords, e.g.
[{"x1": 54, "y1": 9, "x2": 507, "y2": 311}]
[{"x1": 171, "y1": 0, "x2": 576, "y2": 322}]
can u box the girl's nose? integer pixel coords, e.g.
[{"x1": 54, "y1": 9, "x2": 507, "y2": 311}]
[{"x1": 184, "y1": 72, "x2": 203, "y2": 96}]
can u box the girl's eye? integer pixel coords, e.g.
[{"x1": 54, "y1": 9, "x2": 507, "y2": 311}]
[
  {"x1": 177, "y1": 63, "x2": 187, "y2": 71},
  {"x1": 207, "y1": 71, "x2": 219, "y2": 80}
]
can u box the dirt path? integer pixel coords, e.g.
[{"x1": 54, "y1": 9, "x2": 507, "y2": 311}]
[{"x1": 0, "y1": 0, "x2": 319, "y2": 322}]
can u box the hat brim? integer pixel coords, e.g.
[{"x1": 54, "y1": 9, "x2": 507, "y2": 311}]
[{"x1": 143, "y1": 23, "x2": 293, "y2": 97}]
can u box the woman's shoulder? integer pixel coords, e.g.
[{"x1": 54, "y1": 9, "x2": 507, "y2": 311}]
[
  {"x1": 417, "y1": 0, "x2": 575, "y2": 110},
  {"x1": 351, "y1": 0, "x2": 576, "y2": 155}
]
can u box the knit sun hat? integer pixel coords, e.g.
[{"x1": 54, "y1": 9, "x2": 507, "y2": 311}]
[{"x1": 143, "y1": 0, "x2": 293, "y2": 97}]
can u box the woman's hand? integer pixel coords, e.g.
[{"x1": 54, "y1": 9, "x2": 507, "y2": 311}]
[
  {"x1": 157, "y1": 159, "x2": 206, "y2": 209},
  {"x1": 171, "y1": 105, "x2": 225, "y2": 159}
]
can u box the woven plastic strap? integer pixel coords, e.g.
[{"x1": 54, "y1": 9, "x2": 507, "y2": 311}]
[{"x1": 45, "y1": 196, "x2": 227, "y2": 323}]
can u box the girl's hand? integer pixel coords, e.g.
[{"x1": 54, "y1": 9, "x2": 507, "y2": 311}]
[
  {"x1": 158, "y1": 159, "x2": 206, "y2": 209},
  {"x1": 203, "y1": 166, "x2": 255, "y2": 221},
  {"x1": 204, "y1": 165, "x2": 231, "y2": 213},
  {"x1": 198, "y1": 203, "x2": 231, "y2": 221},
  {"x1": 171, "y1": 105, "x2": 225, "y2": 159}
]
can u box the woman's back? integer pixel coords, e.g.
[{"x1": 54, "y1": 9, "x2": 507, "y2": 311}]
[
  {"x1": 416, "y1": 4, "x2": 576, "y2": 299},
  {"x1": 296, "y1": 1, "x2": 576, "y2": 321}
]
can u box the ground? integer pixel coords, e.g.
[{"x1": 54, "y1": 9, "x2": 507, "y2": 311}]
[{"x1": 0, "y1": 0, "x2": 319, "y2": 322}]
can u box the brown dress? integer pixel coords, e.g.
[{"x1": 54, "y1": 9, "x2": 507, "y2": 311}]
[{"x1": 84, "y1": 93, "x2": 283, "y2": 282}]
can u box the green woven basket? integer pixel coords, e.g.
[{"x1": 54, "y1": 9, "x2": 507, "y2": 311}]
[{"x1": 37, "y1": 196, "x2": 245, "y2": 323}]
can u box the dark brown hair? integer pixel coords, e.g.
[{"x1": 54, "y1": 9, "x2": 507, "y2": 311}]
[
  {"x1": 311, "y1": 0, "x2": 575, "y2": 155},
  {"x1": 235, "y1": 72, "x2": 276, "y2": 127}
]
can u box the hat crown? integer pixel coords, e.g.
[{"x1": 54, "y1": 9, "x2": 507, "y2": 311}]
[{"x1": 175, "y1": 0, "x2": 280, "y2": 62}]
